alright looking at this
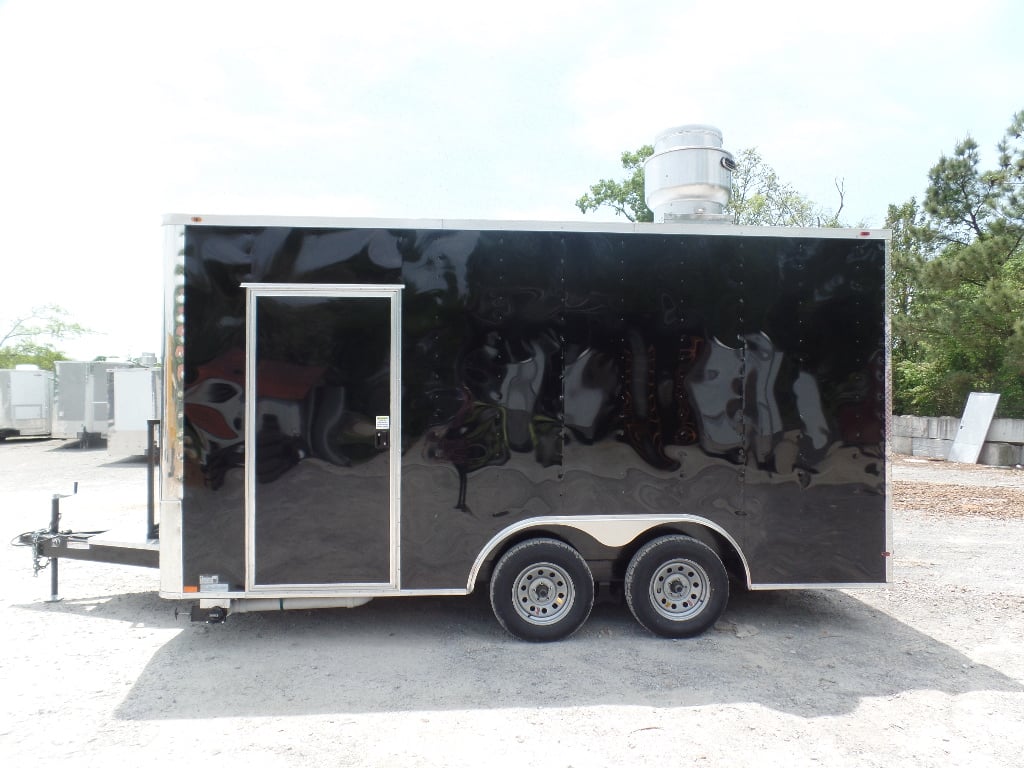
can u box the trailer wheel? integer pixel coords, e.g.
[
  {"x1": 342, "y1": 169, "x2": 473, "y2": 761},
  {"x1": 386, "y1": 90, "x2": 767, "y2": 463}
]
[
  {"x1": 624, "y1": 535, "x2": 729, "y2": 638},
  {"x1": 489, "y1": 538, "x2": 594, "y2": 642}
]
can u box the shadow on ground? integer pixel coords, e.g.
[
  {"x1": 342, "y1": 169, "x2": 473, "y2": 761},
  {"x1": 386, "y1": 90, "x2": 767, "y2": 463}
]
[{"x1": 18, "y1": 584, "x2": 1021, "y2": 719}]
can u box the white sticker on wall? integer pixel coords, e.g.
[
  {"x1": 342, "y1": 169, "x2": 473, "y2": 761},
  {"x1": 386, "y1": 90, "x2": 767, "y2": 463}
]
[{"x1": 199, "y1": 574, "x2": 230, "y2": 592}]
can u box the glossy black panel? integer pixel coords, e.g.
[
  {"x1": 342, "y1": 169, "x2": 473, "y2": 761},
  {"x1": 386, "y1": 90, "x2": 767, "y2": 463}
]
[
  {"x1": 179, "y1": 225, "x2": 886, "y2": 592},
  {"x1": 253, "y1": 294, "x2": 391, "y2": 585}
]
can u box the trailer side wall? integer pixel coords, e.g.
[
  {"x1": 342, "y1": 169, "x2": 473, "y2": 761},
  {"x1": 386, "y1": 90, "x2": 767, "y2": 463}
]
[{"x1": 171, "y1": 223, "x2": 887, "y2": 594}]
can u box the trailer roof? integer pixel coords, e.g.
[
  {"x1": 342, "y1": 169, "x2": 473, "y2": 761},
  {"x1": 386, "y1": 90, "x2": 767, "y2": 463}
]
[{"x1": 162, "y1": 213, "x2": 889, "y2": 240}]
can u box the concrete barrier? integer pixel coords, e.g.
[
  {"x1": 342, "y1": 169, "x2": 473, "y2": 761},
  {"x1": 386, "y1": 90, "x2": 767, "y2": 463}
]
[{"x1": 892, "y1": 415, "x2": 1024, "y2": 465}]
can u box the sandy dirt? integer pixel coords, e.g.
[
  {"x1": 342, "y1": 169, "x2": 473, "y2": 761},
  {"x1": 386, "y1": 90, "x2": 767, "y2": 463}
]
[{"x1": 1, "y1": 441, "x2": 1022, "y2": 767}]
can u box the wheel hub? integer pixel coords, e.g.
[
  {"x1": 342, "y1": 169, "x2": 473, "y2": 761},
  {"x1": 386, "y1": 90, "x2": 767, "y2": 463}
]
[
  {"x1": 512, "y1": 562, "x2": 576, "y2": 625},
  {"x1": 650, "y1": 558, "x2": 710, "y2": 621}
]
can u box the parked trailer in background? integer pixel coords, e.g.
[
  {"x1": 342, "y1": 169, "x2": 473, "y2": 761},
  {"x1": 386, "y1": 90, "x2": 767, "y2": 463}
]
[
  {"x1": 53, "y1": 360, "x2": 134, "y2": 441},
  {"x1": 107, "y1": 366, "x2": 161, "y2": 457},
  {"x1": 0, "y1": 366, "x2": 54, "y2": 440}
]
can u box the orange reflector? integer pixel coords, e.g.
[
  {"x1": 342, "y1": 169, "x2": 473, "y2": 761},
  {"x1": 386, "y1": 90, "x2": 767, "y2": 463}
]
[{"x1": 184, "y1": 585, "x2": 199, "y2": 593}]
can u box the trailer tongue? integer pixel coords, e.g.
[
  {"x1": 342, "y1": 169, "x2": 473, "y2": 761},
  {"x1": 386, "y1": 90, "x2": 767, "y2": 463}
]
[{"x1": 15, "y1": 419, "x2": 161, "y2": 602}]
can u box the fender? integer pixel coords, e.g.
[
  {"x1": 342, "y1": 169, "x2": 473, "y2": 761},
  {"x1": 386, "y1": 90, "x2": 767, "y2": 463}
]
[{"x1": 467, "y1": 514, "x2": 752, "y2": 590}]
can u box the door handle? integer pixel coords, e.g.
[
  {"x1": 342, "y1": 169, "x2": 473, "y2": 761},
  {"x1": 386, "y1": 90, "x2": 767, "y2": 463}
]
[{"x1": 375, "y1": 429, "x2": 389, "y2": 450}]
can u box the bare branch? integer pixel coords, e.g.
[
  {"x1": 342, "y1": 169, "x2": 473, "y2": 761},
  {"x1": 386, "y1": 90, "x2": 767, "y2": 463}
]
[{"x1": 833, "y1": 178, "x2": 845, "y2": 223}]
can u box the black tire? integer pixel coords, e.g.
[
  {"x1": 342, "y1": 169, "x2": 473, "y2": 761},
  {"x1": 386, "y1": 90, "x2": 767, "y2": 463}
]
[
  {"x1": 489, "y1": 538, "x2": 595, "y2": 642},
  {"x1": 624, "y1": 535, "x2": 729, "y2": 638}
]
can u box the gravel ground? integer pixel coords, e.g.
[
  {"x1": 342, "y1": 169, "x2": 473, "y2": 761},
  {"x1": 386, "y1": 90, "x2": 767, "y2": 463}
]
[{"x1": 1, "y1": 440, "x2": 1022, "y2": 767}]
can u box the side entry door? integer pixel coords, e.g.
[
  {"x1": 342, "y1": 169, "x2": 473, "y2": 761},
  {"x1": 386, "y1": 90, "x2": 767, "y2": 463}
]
[{"x1": 243, "y1": 284, "x2": 402, "y2": 591}]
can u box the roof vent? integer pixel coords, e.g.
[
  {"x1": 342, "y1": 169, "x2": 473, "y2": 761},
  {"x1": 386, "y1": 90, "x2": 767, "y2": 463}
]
[{"x1": 644, "y1": 124, "x2": 735, "y2": 223}]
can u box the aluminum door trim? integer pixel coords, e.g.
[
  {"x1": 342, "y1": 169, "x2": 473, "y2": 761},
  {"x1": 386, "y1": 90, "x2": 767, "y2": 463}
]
[{"x1": 242, "y1": 283, "x2": 404, "y2": 592}]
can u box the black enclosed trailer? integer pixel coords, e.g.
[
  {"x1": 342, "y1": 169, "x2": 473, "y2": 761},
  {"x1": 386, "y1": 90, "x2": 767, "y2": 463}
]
[{"x1": 143, "y1": 215, "x2": 890, "y2": 640}]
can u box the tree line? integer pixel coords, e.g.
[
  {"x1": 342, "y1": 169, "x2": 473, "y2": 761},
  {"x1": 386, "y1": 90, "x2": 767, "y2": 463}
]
[
  {"x1": 0, "y1": 305, "x2": 87, "y2": 371},
  {"x1": 578, "y1": 111, "x2": 1024, "y2": 418},
  {"x1": 888, "y1": 111, "x2": 1024, "y2": 417}
]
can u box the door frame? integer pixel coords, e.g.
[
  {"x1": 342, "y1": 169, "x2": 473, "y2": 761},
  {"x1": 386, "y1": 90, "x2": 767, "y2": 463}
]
[{"x1": 241, "y1": 283, "x2": 404, "y2": 594}]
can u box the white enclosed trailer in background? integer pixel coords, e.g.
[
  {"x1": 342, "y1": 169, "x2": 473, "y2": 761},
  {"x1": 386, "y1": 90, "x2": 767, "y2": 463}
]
[
  {"x1": 53, "y1": 360, "x2": 134, "y2": 440},
  {"x1": 107, "y1": 366, "x2": 161, "y2": 456},
  {"x1": 0, "y1": 366, "x2": 54, "y2": 440}
]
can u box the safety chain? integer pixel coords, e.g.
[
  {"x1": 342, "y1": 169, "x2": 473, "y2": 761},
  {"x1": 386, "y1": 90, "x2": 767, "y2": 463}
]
[
  {"x1": 26, "y1": 529, "x2": 71, "y2": 577},
  {"x1": 29, "y1": 529, "x2": 52, "y2": 576}
]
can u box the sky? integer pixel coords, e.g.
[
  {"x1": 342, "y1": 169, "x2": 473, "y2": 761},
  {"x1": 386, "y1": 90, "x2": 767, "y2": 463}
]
[{"x1": 1, "y1": 0, "x2": 1021, "y2": 361}]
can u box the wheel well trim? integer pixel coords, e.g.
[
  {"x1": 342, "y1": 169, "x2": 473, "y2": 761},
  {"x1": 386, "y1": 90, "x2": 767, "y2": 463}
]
[{"x1": 467, "y1": 515, "x2": 751, "y2": 591}]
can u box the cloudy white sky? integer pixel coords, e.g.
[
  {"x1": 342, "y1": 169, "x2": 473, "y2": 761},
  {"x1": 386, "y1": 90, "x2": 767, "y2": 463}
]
[{"x1": 1, "y1": 0, "x2": 1021, "y2": 361}]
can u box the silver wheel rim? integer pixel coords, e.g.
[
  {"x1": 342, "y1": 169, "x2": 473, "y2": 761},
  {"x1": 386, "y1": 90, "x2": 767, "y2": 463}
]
[
  {"x1": 649, "y1": 558, "x2": 710, "y2": 621},
  {"x1": 511, "y1": 561, "x2": 576, "y2": 625}
]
